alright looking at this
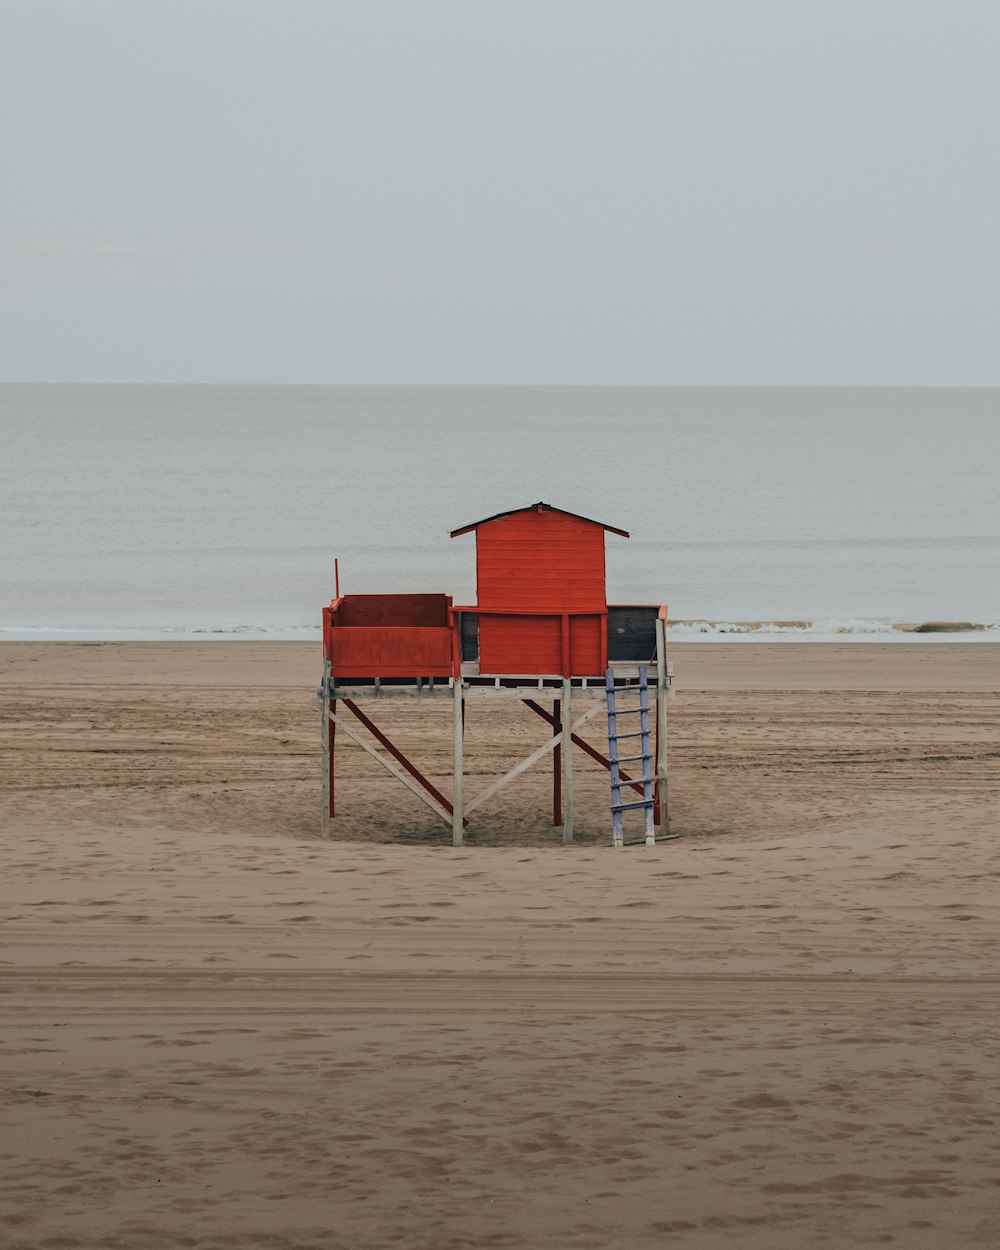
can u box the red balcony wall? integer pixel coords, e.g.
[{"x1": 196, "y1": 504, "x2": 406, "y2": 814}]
[
  {"x1": 324, "y1": 594, "x2": 454, "y2": 678},
  {"x1": 329, "y1": 626, "x2": 453, "y2": 678}
]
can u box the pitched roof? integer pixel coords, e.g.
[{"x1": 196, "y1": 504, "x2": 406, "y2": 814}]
[{"x1": 450, "y1": 501, "x2": 629, "y2": 539}]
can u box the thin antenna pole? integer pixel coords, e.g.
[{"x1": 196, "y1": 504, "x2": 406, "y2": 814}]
[{"x1": 334, "y1": 557, "x2": 340, "y2": 599}]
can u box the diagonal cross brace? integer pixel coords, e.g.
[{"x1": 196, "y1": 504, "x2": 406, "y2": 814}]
[
  {"x1": 463, "y1": 704, "x2": 602, "y2": 816},
  {"x1": 330, "y1": 701, "x2": 466, "y2": 829},
  {"x1": 342, "y1": 699, "x2": 469, "y2": 827},
  {"x1": 522, "y1": 698, "x2": 647, "y2": 798}
]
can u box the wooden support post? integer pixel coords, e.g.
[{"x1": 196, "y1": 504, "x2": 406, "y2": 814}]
[
  {"x1": 552, "y1": 697, "x2": 562, "y2": 826},
  {"x1": 655, "y1": 614, "x2": 670, "y2": 835},
  {"x1": 639, "y1": 665, "x2": 655, "y2": 846},
  {"x1": 607, "y1": 668, "x2": 623, "y2": 847},
  {"x1": 335, "y1": 695, "x2": 342, "y2": 820},
  {"x1": 561, "y1": 677, "x2": 574, "y2": 845},
  {"x1": 320, "y1": 661, "x2": 331, "y2": 838},
  {"x1": 452, "y1": 677, "x2": 464, "y2": 847},
  {"x1": 653, "y1": 709, "x2": 660, "y2": 828}
]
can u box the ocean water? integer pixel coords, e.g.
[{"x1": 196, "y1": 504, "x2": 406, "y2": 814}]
[{"x1": 1, "y1": 384, "x2": 998, "y2": 642}]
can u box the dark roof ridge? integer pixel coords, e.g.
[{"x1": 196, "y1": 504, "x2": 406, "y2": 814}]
[{"x1": 450, "y1": 501, "x2": 629, "y2": 538}]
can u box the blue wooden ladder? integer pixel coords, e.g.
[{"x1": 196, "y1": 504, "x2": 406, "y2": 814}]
[{"x1": 605, "y1": 666, "x2": 656, "y2": 847}]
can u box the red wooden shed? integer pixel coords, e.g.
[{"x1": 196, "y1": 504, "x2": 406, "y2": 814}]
[{"x1": 451, "y1": 501, "x2": 629, "y2": 678}]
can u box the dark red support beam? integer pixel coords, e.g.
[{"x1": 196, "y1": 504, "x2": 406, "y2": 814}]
[
  {"x1": 335, "y1": 695, "x2": 342, "y2": 820},
  {"x1": 522, "y1": 698, "x2": 646, "y2": 799},
  {"x1": 552, "y1": 697, "x2": 562, "y2": 827},
  {"x1": 341, "y1": 699, "x2": 469, "y2": 827}
]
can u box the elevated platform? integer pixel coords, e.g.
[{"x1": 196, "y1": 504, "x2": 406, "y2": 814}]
[
  {"x1": 323, "y1": 596, "x2": 669, "y2": 697},
  {"x1": 320, "y1": 589, "x2": 672, "y2": 847},
  {"x1": 326, "y1": 660, "x2": 674, "y2": 701}
]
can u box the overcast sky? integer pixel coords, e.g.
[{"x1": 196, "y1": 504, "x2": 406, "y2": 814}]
[{"x1": 2, "y1": 0, "x2": 998, "y2": 384}]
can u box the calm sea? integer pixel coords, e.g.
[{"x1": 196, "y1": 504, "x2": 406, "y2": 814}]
[{"x1": 1, "y1": 385, "x2": 997, "y2": 642}]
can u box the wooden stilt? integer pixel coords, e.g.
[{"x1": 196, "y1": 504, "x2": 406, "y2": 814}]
[
  {"x1": 561, "y1": 677, "x2": 574, "y2": 845},
  {"x1": 452, "y1": 677, "x2": 464, "y2": 847},
  {"x1": 320, "y1": 661, "x2": 331, "y2": 838},
  {"x1": 653, "y1": 710, "x2": 660, "y2": 828},
  {"x1": 552, "y1": 697, "x2": 562, "y2": 826},
  {"x1": 335, "y1": 695, "x2": 342, "y2": 820},
  {"x1": 655, "y1": 613, "x2": 669, "y2": 835}
]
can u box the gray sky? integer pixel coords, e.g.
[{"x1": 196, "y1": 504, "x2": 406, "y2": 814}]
[{"x1": 2, "y1": 0, "x2": 998, "y2": 384}]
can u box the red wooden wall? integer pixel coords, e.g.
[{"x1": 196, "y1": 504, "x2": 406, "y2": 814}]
[
  {"x1": 338, "y1": 594, "x2": 450, "y2": 628},
  {"x1": 324, "y1": 594, "x2": 454, "y2": 677},
  {"x1": 477, "y1": 614, "x2": 603, "y2": 676},
  {"x1": 474, "y1": 511, "x2": 608, "y2": 676},
  {"x1": 475, "y1": 511, "x2": 607, "y2": 611}
]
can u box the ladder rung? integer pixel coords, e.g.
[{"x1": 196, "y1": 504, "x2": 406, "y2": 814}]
[
  {"x1": 616, "y1": 753, "x2": 651, "y2": 764},
  {"x1": 607, "y1": 706, "x2": 646, "y2": 716},
  {"x1": 611, "y1": 799, "x2": 655, "y2": 812},
  {"x1": 611, "y1": 731, "x2": 645, "y2": 740}
]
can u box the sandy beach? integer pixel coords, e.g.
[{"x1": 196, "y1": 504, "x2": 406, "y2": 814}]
[{"x1": 1, "y1": 641, "x2": 998, "y2": 1249}]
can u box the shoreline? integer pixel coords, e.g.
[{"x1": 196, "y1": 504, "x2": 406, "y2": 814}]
[{"x1": 2, "y1": 620, "x2": 997, "y2": 645}]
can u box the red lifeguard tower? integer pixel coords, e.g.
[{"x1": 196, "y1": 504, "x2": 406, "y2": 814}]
[{"x1": 320, "y1": 502, "x2": 671, "y2": 846}]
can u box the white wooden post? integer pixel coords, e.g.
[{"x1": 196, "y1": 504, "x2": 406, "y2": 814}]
[
  {"x1": 321, "y1": 660, "x2": 331, "y2": 839},
  {"x1": 561, "y1": 677, "x2": 574, "y2": 844},
  {"x1": 452, "y1": 677, "x2": 464, "y2": 847},
  {"x1": 655, "y1": 616, "x2": 669, "y2": 835}
]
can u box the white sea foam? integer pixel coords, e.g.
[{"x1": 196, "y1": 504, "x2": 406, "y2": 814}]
[
  {"x1": 2, "y1": 620, "x2": 996, "y2": 644},
  {"x1": 668, "y1": 619, "x2": 998, "y2": 642}
]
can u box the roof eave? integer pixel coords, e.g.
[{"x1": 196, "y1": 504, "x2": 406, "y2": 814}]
[{"x1": 450, "y1": 501, "x2": 629, "y2": 539}]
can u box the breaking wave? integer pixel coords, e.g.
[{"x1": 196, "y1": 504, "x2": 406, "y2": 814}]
[
  {"x1": 668, "y1": 619, "x2": 999, "y2": 642},
  {"x1": 1, "y1": 620, "x2": 998, "y2": 643}
]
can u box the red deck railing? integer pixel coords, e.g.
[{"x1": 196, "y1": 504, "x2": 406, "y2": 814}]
[{"x1": 323, "y1": 594, "x2": 455, "y2": 678}]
